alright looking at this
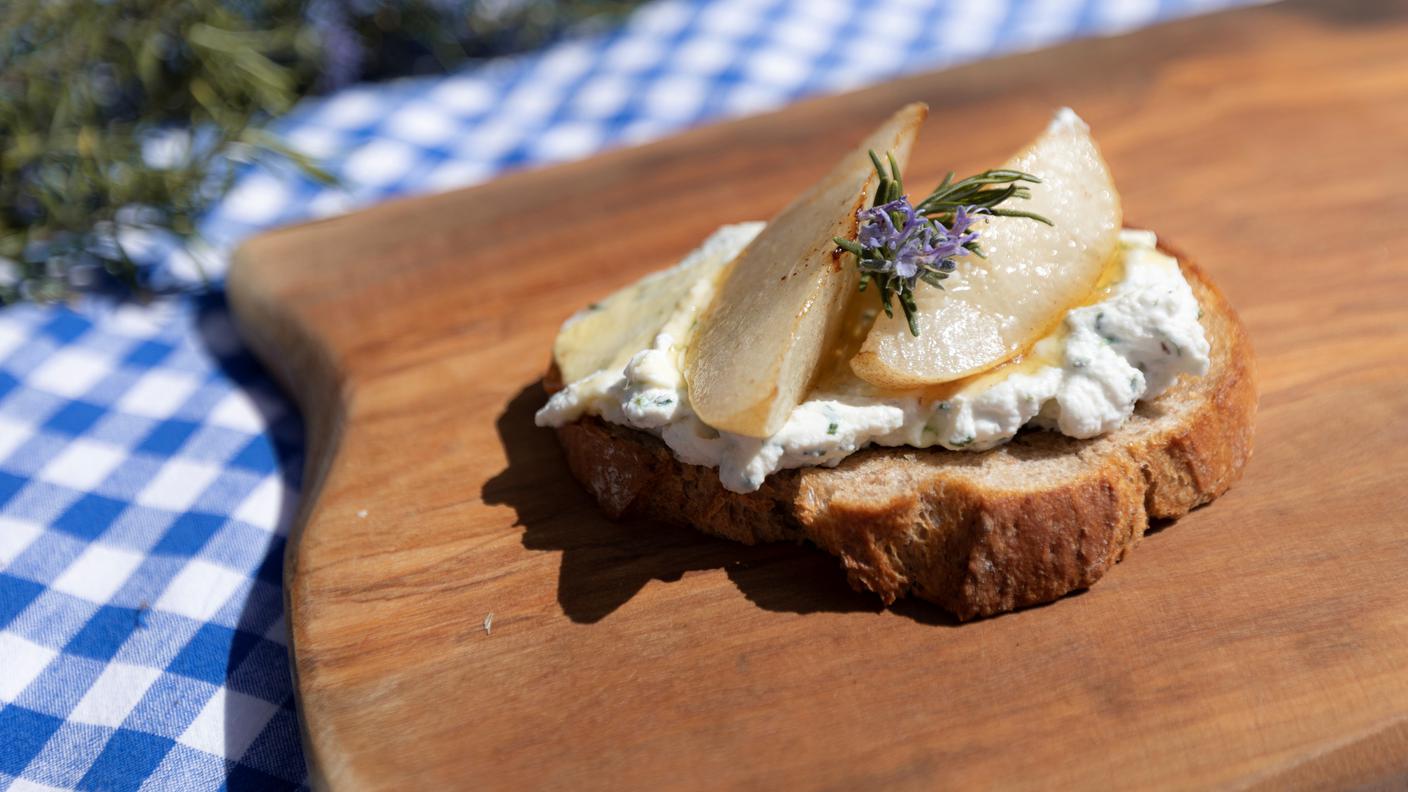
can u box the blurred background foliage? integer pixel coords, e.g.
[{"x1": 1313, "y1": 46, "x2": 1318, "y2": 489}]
[{"x1": 0, "y1": 0, "x2": 640, "y2": 304}]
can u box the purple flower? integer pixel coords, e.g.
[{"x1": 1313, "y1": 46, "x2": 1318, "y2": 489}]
[{"x1": 855, "y1": 197, "x2": 979, "y2": 287}]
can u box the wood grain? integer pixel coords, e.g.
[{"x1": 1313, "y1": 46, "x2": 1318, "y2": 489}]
[{"x1": 227, "y1": 1, "x2": 1408, "y2": 788}]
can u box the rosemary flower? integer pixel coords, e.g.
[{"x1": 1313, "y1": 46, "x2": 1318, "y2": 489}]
[
  {"x1": 855, "y1": 198, "x2": 978, "y2": 287},
  {"x1": 834, "y1": 151, "x2": 1050, "y2": 336}
]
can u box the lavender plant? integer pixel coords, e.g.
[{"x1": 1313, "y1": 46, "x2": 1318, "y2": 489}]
[{"x1": 0, "y1": 0, "x2": 640, "y2": 304}]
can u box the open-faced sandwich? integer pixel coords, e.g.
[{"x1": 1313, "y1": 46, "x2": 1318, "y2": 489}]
[{"x1": 537, "y1": 104, "x2": 1256, "y2": 620}]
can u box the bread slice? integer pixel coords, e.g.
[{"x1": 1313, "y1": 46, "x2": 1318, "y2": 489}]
[{"x1": 549, "y1": 240, "x2": 1256, "y2": 620}]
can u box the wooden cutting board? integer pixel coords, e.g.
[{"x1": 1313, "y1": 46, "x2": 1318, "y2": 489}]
[{"x1": 227, "y1": 1, "x2": 1408, "y2": 788}]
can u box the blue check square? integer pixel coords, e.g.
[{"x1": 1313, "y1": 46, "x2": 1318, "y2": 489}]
[
  {"x1": 42, "y1": 400, "x2": 107, "y2": 436},
  {"x1": 152, "y1": 512, "x2": 225, "y2": 557},
  {"x1": 65, "y1": 605, "x2": 146, "y2": 661},
  {"x1": 40, "y1": 312, "x2": 89, "y2": 344},
  {"x1": 229, "y1": 435, "x2": 283, "y2": 473},
  {"x1": 53, "y1": 493, "x2": 127, "y2": 541},
  {"x1": 0, "y1": 706, "x2": 65, "y2": 776},
  {"x1": 77, "y1": 729, "x2": 177, "y2": 792},
  {"x1": 136, "y1": 418, "x2": 201, "y2": 456},
  {"x1": 0, "y1": 574, "x2": 45, "y2": 628},
  {"x1": 0, "y1": 470, "x2": 25, "y2": 508},
  {"x1": 124, "y1": 340, "x2": 176, "y2": 368},
  {"x1": 168, "y1": 624, "x2": 263, "y2": 687}
]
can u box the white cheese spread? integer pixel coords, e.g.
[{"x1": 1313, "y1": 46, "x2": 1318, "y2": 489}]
[{"x1": 537, "y1": 226, "x2": 1209, "y2": 493}]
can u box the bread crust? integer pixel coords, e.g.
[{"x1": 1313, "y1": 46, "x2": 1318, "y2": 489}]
[{"x1": 551, "y1": 242, "x2": 1257, "y2": 620}]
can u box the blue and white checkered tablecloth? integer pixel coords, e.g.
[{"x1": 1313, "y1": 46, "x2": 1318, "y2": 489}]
[{"x1": 0, "y1": 1, "x2": 1262, "y2": 789}]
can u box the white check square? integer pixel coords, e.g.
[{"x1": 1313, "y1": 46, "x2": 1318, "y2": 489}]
[
  {"x1": 178, "y1": 687, "x2": 278, "y2": 759},
  {"x1": 50, "y1": 542, "x2": 145, "y2": 603},
  {"x1": 67, "y1": 662, "x2": 162, "y2": 727},
  {"x1": 1092, "y1": 0, "x2": 1159, "y2": 33},
  {"x1": 317, "y1": 88, "x2": 382, "y2": 128},
  {"x1": 604, "y1": 37, "x2": 664, "y2": 71},
  {"x1": 424, "y1": 160, "x2": 491, "y2": 192},
  {"x1": 457, "y1": 119, "x2": 523, "y2": 161},
  {"x1": 699, "y1": 2, "x2": 756, "y2": 35},
  {"x1": 531, "y1": 122, "x2": 604, "y2": 163},
  {"x1": 344, "y1": 139, "x2": 418, "y2": 188},
  {"x1": 220, "y1": 173, "x2": 292, "y2": 226},
  {"x1": 643, "y1": 75, "x2": 708, "y2": 121},
  {"x1": 0, "y1": 414, "x2": 34, "y2": 461},
  {"x1": 285, "y1": 125, "x2": 345, "y2": 159},
  {"x1": 104, "y1": 295, "x2": 176, "y2": 332},
  {"x1": 155, "y1": 559, "x2": 249, "y2": 622},
  {"x1": 673, "y1": 38, "x2": 736, "y2": 74},
  {"x1": 116, "y1": 370, "x2": 201, "y2": 418},
  {"x1": 571, "y1": 77, "x2": 632, "y2": 117},
  {"x1": 28, "y1": 346, "x2": 110, "y2": 398},
  {"x1": 165, "y1": 242, "x2": 226, "y2": 283},
  {"x1": 0, "y1": 320, "x2": 28, "y2": 363},
  {"x1": 723, "y1": 83, "x2": 786, "y2": 116},
  {"x1": 534, "y1": 40, "x2": 594, "y2": 84},
  {"x1": 745, "y1": 49, "x2": 810, "y2": 90},
  {"x1": 205, "y1": 391, "x2": 264, "y2": 434},
  {"x1": 0, "y1": 633, "x2": 57, "y2": 703},
  {"x1": 430, "y1": 77, "x2": 494, "y2": 115},
  {"x1": 232, "y1": 475, "x2": 289, "y2": 534},
  {"x1": 308, "y1": 189, "x2": 357, "y2": 219},
  {"x1": 936, "y1": 2, "x2": 1007, "y2": 59},
  {"x1": 137, "y1": 458, "x2": 223, "y2": 512},
  {"x1": 38, "y1": 438, "x2": 126, "y2": 490},
  {"x1": 8, "y1": 778, "x2": 71, "y2": 792},
  {"x1": 0, "y1": 515, "x2": 45, "y2": 566},
  {"x1": 790, "y1": 0, "x2": 849, "y2": 28},
  {"x1": 386, "y1": 102, "x2": 459, "y2": 147}
]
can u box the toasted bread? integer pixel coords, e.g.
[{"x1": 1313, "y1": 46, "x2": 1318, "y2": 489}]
[{"x1": 549, "y1": 240, "x2": 1256, "y2": 620}]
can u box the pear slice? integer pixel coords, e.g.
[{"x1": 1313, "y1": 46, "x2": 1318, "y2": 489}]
[
  {"x1": 684, "y1": 103, "x2": 928, "y2": 438},
  {"x1": 552, "y1": 223, "x2": 762, "y2": 385},
  {"x1": 851, "y1": 109, "x2": 1122, "y2": 388}
]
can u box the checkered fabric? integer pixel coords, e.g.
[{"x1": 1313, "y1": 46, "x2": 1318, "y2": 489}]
[
  {"x1": 0, "y1": 1, "x2": 1264, "y2": 789},
  {"x1": 0, "y1": 298, "x2": 304, "y2": 791}
]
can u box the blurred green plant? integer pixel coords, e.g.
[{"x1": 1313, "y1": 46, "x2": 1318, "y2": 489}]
[{"x1": 0, "y1": 0, "x2": 640, "y2": 304}]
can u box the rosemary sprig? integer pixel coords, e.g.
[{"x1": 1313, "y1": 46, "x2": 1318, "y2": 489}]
[{"x1": 832, "y1": 151, "x2": 1052, "y2": 336}]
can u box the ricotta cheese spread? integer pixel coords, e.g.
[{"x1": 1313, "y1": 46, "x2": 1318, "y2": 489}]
[{"x1": 537, "y1": 225, "x2": 1210, "y2": 494}]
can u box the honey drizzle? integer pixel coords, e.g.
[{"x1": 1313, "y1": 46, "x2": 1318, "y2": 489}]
[{"x1": 814, "y1": 246, "x2": 1128, "y2": 404}]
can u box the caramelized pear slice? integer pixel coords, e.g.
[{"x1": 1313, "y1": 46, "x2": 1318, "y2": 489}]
[
  {"x1": 552, "y1": 223, "x2": 762, "y2": 385},
  {"x1": 851, "y1": 109, "x2": 1122, "y2": 388},
  {"x1": 684, "y1": 103, "x2": 927, "y2": 438}
]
